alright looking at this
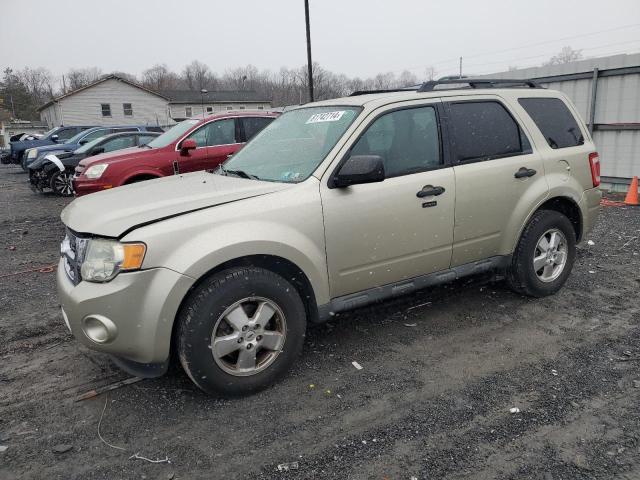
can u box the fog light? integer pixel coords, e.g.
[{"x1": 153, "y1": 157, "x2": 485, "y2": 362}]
[{"x1": 82, "y1": 315, "x2": 117, "y2": 344}]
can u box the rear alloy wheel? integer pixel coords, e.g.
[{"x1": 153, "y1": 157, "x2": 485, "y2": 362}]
[
  {"x1": 177, "y1": 267, "x2": 306, "y2": 396},
  {"x1": 50, "y1": 170, "x2": 74, "y2": 196},
  {"x1": 506, "y1": 209, "x2": 576, "y2": 297}
]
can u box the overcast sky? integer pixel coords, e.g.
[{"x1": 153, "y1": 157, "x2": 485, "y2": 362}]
[{"x1": 2, "y1": 0, "x2": 640, "y2": 80}]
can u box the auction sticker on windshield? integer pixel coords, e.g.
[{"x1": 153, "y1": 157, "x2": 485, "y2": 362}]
[{"x1": 306, "y1": 111, "x2": 346, "y2": 124}]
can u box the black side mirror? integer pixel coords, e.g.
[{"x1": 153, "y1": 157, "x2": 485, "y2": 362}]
[
  {"x1": 333, "y1": 155, "x2": 385, "y2": 188},
  {"x1": 79, "y1": 139, "x2": 88, "y2": 145},
  {"x1": 51, "y1": 134, "x2": 59, "y2": 142},
  {"x1": 91, "y1": 147, "x2": 105, "y2": 156}
]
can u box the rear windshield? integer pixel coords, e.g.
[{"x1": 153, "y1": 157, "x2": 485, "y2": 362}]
[{"x1": 518, "y1": 97, "x2": 584, "y2": 149}]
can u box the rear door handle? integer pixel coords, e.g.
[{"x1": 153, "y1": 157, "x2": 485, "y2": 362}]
[
  {"x1": 514, "y1": 167, "x2": 537, "y2": 178},
  {"x1": 416, "y1": 185, "x2": 445, "y2": 198}
]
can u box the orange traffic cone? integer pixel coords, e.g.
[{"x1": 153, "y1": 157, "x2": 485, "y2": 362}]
[{"x1": 624, "y1": 176, "x2": 639, "y2": 206}]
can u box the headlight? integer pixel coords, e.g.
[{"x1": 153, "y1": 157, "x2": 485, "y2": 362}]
[
  {"x1": 80, "y1": 239, "x2": 146, "y2": 282},
  {"x1": 84, "y1": 164, "x2": 109, "y2": 179},
  {"x1": 27, "y1": 149, "x2": 38, "y2": 158}
]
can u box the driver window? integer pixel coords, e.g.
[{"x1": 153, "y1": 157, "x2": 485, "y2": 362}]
[
  {"x1": 350, "y1": 106, "x2": 441, "y2": 178},
  {"x1": 185, "y1": 125, "x2": 208, "y2": 147}
]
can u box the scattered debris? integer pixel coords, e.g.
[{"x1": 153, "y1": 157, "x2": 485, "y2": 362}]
[
  {"x1": 404, "y1": 323, "x2": 417, "y2": 327},
  {"x1": 623, "y1": 350, "x2": 632, "y2": 357},
  {"x1": 551, "y1": 369, "x2": 558, "y2": 376},
  {"x1": 407, "y1": 302, "x2": 432, "y2": 312},
  {"x1": 277, "y1": 461, "x2": 299, "y2": 472},
  {"x1": 571, "y1": 401, "x2": 580, "y2": 408},
  {"x1": 97, "y1": 395, "x2": 126, "y2": 451},
  {"x1": 336, "y1": 394, "x2": 342, "y2": 399},
  {"x1": 308, "y1": 384, "x2": 315, "y2": 389},
  {"x1": 509, "y1": 407, "x2": 520, "y2": 414},
  {"x1": 352, "y1": 361, "x2": 363, "y2": 370},
  {"x1": 167, "y1": 474, "x2": 175, "y2": 480},
  {"x1": 52, "y1": 444, "x2": 73, "y2": 454},
  {"x1": 76, "y1": 376, "x2": 143, "y2": 402},
  {"x1": 325, "y1": 389, "x2": 331, "y2": 395},
  {"x1": 633, "y1": 380, "x2": 640, "y2": 388},
  {"x1": 129, "y1": 453, "x2": 170, "y2": 464},
  {"x1": 587, "y1": 240, "x2": 595, "y2": 246},
  {"x1": 0, "y1": 446, "x2": 7, "y2": 453},
  {"x1": 8, "y1": 246, "x2": 16, "y2": 251},
  {"x1": 588, "y1": 270, "x2": 596, "y2": 274}
]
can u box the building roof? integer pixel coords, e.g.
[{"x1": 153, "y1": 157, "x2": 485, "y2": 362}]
[
  {"x1": 37, "y1": 74, "x2": 169, "y2": 112},
  {"x1": 161, "y1": 89, "x2": 270, "y2": 104}
]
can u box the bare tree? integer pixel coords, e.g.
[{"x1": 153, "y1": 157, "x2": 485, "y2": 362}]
[
  {"x1": 142, "y1": 64, "x2": 179, "y2": 91},
  {"x1": 545, "y1": 46, "x2": 583, "y2": 66},
  {"x1": 398, "y1": 70, "x2": 418, "y2": 87},
  {"x1": 182, "y1": 60, "x2": 217, "y2": 91},
  {"x1": 424, "y1": 66, "x2": 437, "y2": 81},
  {"x1": 65, "y1": 67, "x2": 102, "y2": 91}
]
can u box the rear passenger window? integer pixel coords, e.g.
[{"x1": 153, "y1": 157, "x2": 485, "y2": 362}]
[
  {"x1": 518, "y1": 97, "x2": 584, "y2": 149},
  {"x1": 350, "y1": 106, "x2": 441, "y2": 178},
  {"x1": 242, "y1": 117, "x2": 273, "y2": 141},
  {"x1": 448, "y1": 101, "x2": 531, "y2": 162}
]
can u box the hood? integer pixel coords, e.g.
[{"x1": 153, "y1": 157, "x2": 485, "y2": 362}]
[
  {"x1": 61, "y1": 171, "x2": 292, "y2": 238},
  {"x1": 36, "y1": 143, "x2": 76, "y2": 154},
  {"x1": 77, "y1": 146, "x2": 152, "y2": 168},
  {"x1": 10, "y1": 138, "x2": 55, "y2": 152}
]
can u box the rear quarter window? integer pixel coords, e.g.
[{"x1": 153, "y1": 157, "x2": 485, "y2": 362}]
[{"x1": 518, "y1": 97, "x2": 584, "y2": 149}]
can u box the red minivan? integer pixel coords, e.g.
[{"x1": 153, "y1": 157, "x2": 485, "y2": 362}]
[{"x1": 73, "y1": 111, "x2": 278, "y2": 196}]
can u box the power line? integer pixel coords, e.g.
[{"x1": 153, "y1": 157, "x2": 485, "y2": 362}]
[{"x1": 393, "y1": 22, "x2": 640, "y2": 74}]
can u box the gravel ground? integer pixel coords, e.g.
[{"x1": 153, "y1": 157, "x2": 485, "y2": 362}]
[{"x1": 1, "y1": 164, "x2": 639, "y2": 480}]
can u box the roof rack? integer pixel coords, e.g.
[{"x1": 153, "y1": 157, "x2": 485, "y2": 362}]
[
  {"x1": 417, "y1": 78, "x2": 541, "y2": 92},
  {"x1": 349, "y1": 78, "x2": 541, "y2": 96}
]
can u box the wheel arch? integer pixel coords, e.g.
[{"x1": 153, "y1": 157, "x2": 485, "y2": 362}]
[
  {"x1": 536, "y1": 196, "x2": 582, "y2": 242},
  {"x1": 121, "y1": 170, "x2": 163, "y2": 185}
]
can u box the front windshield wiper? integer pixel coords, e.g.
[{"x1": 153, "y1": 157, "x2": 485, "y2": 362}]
[{"x1": 217, "y1": 164, "x2": 260, "y2": 180}]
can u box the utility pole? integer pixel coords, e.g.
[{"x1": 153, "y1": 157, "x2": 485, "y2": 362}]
[
  {"x1": 200, "y1": 89, "x2": 208, "y2": 116},
  {"x1": 459, "y1": 57, "x2": 463, "y2": 79},
  {"x1": 304, "y1": 0, "x2": 314, "y2": 102}
]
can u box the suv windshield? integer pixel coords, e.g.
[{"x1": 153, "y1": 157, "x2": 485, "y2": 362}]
[
  {"x1": 222, "y1": 106, "x2": 361, "y2": 183},
  {"x1": 146, "y1": 119, "x2": 200, "y2": 148}
]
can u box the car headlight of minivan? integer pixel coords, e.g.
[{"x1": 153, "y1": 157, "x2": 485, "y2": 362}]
[
  {"x1": 80, "y1": 239, "x2": 146, "y2": 282},
  {"x1": 84, "y1": 164, "x2": 109, "y2": 179},
  {"x1": 27, "y1": 149, "x2": 38, "y2": 158}
]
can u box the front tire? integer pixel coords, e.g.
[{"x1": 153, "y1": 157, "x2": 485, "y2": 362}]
[
  {"x1": 506, "y1": 210, "x2": 576, "y2": 297},
  {"x1": 50, "y1": 169, "x2": 75, "y2": 196},
  {"x1": 176, "y1": 267, "x2": 307, "y2": 396}
]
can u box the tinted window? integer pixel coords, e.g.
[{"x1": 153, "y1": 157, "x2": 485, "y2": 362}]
[
  {"x1": 518, "y1": 97, "x2": 584, "y2": 149},
  {"x1": 123, "y1": 103, "x2": 133, "y2": 116},
  {"x1": 102, "y1": 136, "x2": 136, "y2": 152},
  {"x1": 448, "y1": 101, "x2": 529, "y2": 162},
  {"x1": 350, "y1": 106, "x2": 441, "y2": 177},
  {"x1": 242, "y1": 117, "x2": 273, "y2": 141},
  {"x1": 207, "y1": 119, "x2": 236, "y2": 146}
]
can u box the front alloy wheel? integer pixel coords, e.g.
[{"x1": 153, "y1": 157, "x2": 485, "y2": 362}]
[
  {"x1": 211, "y1": 297, "x2": 287, "y2": 376},
  {"x1": 50, "y1": 170, "x2": 74, "y2": 196},
  {"x1": 533, "y1": 229, "x2": 568, "y2": 282}
]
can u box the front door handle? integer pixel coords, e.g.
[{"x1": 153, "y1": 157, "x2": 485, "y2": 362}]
[
  {"x1": 514, "y1": 167, "x2": 537, "y2": 179},
  {"x1": 416, "y1": 185, "x2": 445, "y2": 198}
]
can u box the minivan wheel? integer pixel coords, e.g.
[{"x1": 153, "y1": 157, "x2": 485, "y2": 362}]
[
  {"x1": 506, "y1": 210, "x2": 576, "y2": 297},
  {"x1": 176, "y1": 267, "x2": 306, "y2": 396},
  {"x1": 50, "y1": 170, "x2": 74, "y2": 196}
]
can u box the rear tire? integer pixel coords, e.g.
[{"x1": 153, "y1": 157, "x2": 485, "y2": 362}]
[
  {"x1": 506, "y1": 210, "x2": 576, "y2": 297},
  {"x1": 176, "y1": 267, "x2": 306, "y2": 396}
]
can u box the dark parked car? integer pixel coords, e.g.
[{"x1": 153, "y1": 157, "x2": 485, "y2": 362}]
[
  {"x1": 22, "y1": 125, "x2": 164, "y2": 170},
  {"x1": 29, "y1": 131, "x2": 161, "y2": 196},
  {"x1": 9, "y1": 126, "x2": 95, "y2": 165}
]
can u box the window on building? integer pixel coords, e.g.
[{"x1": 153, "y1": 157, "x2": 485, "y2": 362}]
[
  {"x1": 257, "y1": 106, "x2": 264, "y2": 110},
  {"x1": 226, "y1": 106, "x2": 233, "y2": 111},
  {"x1": 239, "y1": 106, "x2": 246, "y2": 110},
  {"x1": 123, "y1": 103, "x2": 133, "y2": 116},
  {"x1": 350, "y1": 106, "x2": 441, "y2": 178},
  {"x1": 447, "y1": 101, "x2": 531, "y2": 162},
  {"x1": 101, "y1": 104, "x2": 111, "y2": 117},
  {"x1": 185, "y1": 106, "x2": 193, "y2": 117},
  {"x1": 206, "y1": 106, "x2": 213, "y2": 113},
  {"x1": 518, "y1": 97, "x2": 584, "y2": 149}
]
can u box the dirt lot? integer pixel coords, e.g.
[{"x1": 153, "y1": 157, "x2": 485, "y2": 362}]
[{"x1": 1, "y1": 164, "x2": 639, "y2": 480}]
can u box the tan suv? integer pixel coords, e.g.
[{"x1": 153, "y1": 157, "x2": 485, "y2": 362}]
[{"x1": 58, "y1": 79, "x2": 601, "y2": 396}]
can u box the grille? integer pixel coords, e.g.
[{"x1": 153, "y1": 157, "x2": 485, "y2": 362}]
[{"x1": 61, "y1": 228, "x2": 88, "y2": 285}]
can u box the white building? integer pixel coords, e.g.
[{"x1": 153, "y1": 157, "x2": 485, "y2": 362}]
[
  {"x1": 38, "y1": 75, "x2": 172, "y2": 128},
  {"x1": 38, "y1": 75, "x2": 273, "y2": 129}
]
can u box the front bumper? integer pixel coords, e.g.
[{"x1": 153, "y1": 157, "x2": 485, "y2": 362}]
[
  {"x1": 57, "y1": 258, "x2": 195, "y2": 367},
  {"x1": 72, "y1": 177, "x2": 113, "y2": 196},
  {"x1": 579, "y1": 187, "x2": 602, "y2": 241}
]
